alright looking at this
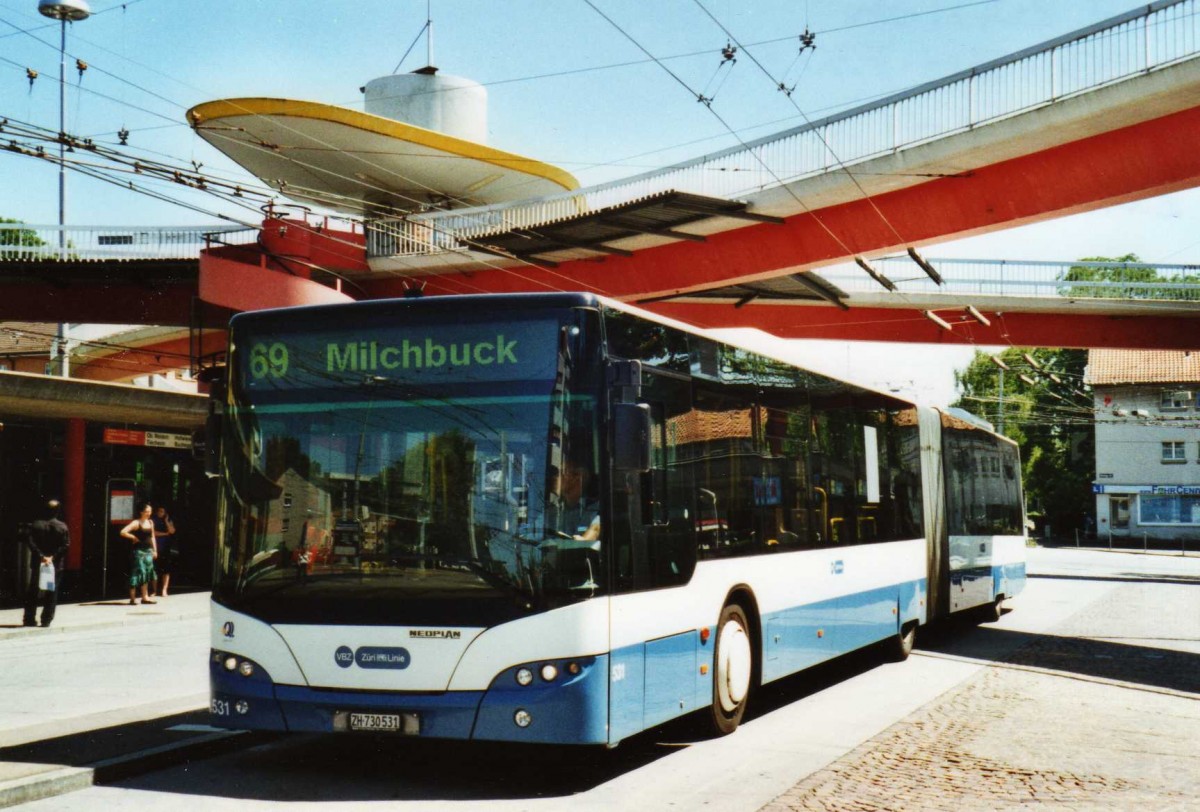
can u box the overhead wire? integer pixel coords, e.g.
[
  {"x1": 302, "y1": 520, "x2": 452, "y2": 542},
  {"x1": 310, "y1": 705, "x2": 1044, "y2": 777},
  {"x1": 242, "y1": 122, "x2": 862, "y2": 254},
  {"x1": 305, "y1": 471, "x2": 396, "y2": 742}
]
[
  {"x1": 322, "y1": 0, "x2": 1006, "y2": 110},
  {"x1": 683, "y1": 0, "x2": 1081, "y2": 372},
  {"x1": 4, "y1": 142, "x2": 489, "y2": 292},
  {"x1": 581, "y1": 0, "x2": 868, "y2": 279},
  {"x1": 3, "y1": 39, "x2": 580, "y2": 296},
  {"x1": 690, "y1": 0, "x2": 908, "y2": 248},
  {"x1": 9, "y1": 0, "x2": 1183, "y2": 312},
  {"x1": 578, "y1": 0, "x2": 998, "y2": 363}
]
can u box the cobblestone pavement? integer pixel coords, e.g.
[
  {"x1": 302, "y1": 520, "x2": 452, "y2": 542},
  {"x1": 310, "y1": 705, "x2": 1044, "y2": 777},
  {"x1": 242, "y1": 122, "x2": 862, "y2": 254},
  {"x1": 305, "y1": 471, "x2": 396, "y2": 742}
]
[{"x1": 763, "y1": 580, "x2": 1200, "y2": 811}]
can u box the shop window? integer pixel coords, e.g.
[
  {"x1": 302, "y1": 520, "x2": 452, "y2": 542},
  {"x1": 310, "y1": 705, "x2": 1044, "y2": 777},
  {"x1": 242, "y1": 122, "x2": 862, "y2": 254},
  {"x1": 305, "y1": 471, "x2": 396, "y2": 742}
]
[{"x1": 1139, "y1": 494, "x2": 1200, "y2": 525}]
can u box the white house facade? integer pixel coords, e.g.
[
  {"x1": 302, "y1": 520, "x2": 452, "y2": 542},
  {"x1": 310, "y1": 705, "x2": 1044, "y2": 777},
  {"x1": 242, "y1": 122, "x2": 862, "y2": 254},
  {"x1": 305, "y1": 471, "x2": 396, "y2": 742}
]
[{"x1": 1087, "y1": 350, "x2": 1200, "y2": 544}]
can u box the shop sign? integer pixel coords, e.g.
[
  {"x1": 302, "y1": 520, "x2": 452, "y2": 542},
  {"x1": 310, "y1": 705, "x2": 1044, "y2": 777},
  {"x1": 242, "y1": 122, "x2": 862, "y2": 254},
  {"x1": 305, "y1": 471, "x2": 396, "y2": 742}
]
[
  {"x1": 1093, "y1": 484, "x2": 1200, "y2": 495},
  {"x1": 103, "y1": 428, "x2": 191, "y2": 450}
]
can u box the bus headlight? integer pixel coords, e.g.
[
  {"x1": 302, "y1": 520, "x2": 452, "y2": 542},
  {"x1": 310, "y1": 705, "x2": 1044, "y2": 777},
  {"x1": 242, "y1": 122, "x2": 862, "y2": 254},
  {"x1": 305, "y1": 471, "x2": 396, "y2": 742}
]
[
  {"x1": 540, "y1": 664, "x2": 558, "y2": 682},
  {"x1": 514, "y1": 709, "x2": 532, "y2": 728},
  {"x1": 515, "y1": 667, "x2": 534, "y2": 686},
  {"x1": 223, "y1": 656, "x2": 238, "y2": 671},
  {"x1": 238, "y1": 660, "x2": 255, "y2": 677}
]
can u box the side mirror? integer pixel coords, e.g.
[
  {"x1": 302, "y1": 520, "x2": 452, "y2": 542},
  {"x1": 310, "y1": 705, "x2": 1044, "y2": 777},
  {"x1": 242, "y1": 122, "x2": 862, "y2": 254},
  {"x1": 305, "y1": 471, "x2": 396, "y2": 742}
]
[
  {"x1": 199, "y1": 393, "x2": 224, "y2": 478},
  {"x1": 613, "y1": 402, "x2": 652, "y2": 472},
  {"x1": 198, "y1": 372, "x2": 227, "y2": 478}
]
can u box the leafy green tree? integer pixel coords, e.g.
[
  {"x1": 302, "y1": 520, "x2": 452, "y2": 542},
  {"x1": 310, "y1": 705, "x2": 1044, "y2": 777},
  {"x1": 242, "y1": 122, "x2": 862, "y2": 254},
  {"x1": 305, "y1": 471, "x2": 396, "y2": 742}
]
[
  {"x1": 953, "y1": 346, "x2": 1094, "y2": 537},
  {"x1": 0, "y1": 218, "x2": 48, "y2": 251},
  {"x1": 1057, "y1": 253, "x2": 1200, "y2": 299}
]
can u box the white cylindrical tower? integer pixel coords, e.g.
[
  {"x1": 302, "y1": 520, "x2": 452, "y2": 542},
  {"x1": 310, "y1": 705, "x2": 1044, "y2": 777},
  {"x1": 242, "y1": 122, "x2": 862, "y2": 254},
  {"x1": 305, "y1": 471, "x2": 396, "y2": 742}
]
[{"x1": 363, "y1": 69, "x2": 487, "y2": 144}]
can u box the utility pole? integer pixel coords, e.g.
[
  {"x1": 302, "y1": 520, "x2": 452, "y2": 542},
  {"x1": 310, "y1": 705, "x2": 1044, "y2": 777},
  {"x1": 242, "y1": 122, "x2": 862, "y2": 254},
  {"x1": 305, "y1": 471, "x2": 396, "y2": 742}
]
[
  {"x1": 998, "y1": 366, "x2": 1005, "y2": 435},
  {"x1": 38, "y1": 1, "x2": 90, "y2": 378}
]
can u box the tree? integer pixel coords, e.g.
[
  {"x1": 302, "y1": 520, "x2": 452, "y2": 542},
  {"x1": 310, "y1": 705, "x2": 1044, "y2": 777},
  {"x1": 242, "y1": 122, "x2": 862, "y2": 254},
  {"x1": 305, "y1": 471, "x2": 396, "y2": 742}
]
[
  {"x1": 0, "y1": 218, "x2": 48, "y2": 255},
  {"x1": 1057, "y1": 253, "x2": 1200, "y2": 299},
  {"x1": 952, "y1": 346, "x2": 1094, "y2": 537}
]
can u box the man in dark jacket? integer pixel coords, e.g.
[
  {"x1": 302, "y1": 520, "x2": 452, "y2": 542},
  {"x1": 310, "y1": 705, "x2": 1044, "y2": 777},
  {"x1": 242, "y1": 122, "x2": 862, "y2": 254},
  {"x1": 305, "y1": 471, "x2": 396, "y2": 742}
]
[{"x1": 23, "y1": 499, "x2": 70, "y2": 628}]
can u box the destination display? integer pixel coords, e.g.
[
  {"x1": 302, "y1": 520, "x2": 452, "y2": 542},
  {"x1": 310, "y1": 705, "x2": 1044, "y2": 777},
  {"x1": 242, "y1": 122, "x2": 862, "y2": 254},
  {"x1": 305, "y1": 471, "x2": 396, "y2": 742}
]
[{"x1": 237, "y1": 319, "x2": 561, "y2": 391}]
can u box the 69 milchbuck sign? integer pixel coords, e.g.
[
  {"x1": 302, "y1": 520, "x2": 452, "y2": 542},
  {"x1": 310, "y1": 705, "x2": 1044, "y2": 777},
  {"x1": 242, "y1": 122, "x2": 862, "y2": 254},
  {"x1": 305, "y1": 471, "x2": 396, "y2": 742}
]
[{"x1": 237, "y1": 318, "x2": 561, "y2": 392}]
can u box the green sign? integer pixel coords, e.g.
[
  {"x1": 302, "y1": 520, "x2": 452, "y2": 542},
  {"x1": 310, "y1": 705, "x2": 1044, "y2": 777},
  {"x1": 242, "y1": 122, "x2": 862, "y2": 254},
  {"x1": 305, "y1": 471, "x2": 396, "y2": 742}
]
[{"x1": 238, "y1": 319, "x2": 560, "y2": 392}]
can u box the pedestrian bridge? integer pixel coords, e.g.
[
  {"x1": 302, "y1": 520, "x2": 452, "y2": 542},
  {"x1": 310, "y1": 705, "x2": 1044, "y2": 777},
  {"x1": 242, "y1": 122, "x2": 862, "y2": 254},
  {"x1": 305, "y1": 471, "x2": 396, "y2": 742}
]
[
  {"x1": 4, "y1": 1, "x2": 1200, "y2": 360},
  {"x1": 356, "y1": 1, "x2": 1200, "y2": 312},
  {"x1": 648, "y1": 256, "x2": 1200, "y2": 349}
]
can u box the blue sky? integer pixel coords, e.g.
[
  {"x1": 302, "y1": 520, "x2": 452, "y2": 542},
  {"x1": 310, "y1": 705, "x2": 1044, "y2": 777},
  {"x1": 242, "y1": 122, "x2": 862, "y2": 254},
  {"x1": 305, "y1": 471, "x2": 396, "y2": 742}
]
[{"x1": 2, "y1": 0, "x2": 1195, "y2": 403}]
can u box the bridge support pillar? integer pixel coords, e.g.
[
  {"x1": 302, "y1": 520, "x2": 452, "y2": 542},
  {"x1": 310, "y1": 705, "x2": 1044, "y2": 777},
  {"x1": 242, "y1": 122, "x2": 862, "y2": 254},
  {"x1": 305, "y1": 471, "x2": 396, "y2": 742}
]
[{"x1": 64, "y1": 417, "x2": 85, "y2": 571}]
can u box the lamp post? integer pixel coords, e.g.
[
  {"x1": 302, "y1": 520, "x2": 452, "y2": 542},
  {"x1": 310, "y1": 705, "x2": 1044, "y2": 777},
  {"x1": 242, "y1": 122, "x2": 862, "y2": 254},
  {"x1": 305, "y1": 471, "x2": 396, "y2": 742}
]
[
  {"x1": 38, "y1": 0, "x2": 89, "y2": 251},
  {"x1": 37, "y1": 0, "x2": 89, "y2": 377}
]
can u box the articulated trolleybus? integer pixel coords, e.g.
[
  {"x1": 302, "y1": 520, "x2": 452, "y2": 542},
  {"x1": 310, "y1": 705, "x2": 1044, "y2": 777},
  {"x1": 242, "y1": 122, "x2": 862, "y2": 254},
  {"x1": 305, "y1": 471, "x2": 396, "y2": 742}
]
[{"x1": 207, "y1": 293, "x2": 1026, "y2": 745}]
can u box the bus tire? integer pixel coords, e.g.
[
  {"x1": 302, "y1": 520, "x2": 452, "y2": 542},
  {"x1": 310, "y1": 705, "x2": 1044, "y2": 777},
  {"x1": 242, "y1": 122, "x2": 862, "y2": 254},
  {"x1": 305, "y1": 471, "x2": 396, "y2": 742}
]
[
  {"x1": 710, "y1": 603, "x2": 753, "y2": 735},
  {"x1": 890, "y1": 621, "x2": 917, "y2": 662},
  {"x1": 982, "y1": 595, "x2": 1004, "y2": 623}
]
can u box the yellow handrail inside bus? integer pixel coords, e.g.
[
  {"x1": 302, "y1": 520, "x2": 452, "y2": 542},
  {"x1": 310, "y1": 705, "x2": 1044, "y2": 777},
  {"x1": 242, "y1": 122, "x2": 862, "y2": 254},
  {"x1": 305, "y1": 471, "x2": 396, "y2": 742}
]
[{"x1": 812, "y1": 487, "x2": 827, "y2": 543}]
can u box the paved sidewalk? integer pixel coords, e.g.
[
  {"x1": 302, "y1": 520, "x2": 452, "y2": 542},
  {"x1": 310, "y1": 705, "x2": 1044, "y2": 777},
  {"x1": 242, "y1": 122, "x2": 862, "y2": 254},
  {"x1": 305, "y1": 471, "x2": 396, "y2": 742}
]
[
  {"x1": 0, "y1": 591, "x2": 233, "y2": 809},
  {"x1": 763, "y1": 553, "x2": 1200, "y2": 811},
  {"x1": 0, "y1": 590, "x2": 210, "y2": 643}
]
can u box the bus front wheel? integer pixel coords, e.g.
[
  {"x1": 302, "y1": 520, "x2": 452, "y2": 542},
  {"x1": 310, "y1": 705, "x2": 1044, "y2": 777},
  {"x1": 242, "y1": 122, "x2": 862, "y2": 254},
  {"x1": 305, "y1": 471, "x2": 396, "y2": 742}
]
[{"x1": 710, "y1": 603, "x2": 753, "y2": 735}]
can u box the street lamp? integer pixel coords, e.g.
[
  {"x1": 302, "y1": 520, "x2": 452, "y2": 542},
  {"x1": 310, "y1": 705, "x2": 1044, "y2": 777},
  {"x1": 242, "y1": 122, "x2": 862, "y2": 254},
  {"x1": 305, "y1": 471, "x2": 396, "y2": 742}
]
[
  {"x1": 37, "y1": 0, "x2": 89, "y2": 377},
  {"x1": 38, "y1": 0, "x2": 89, "y2": 250}
]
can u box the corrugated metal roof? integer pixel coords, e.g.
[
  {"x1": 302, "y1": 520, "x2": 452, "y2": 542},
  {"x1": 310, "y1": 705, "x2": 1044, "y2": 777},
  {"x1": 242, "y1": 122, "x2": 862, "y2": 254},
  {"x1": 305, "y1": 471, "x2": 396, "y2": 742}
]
[
  {"x1": 473, "y1": 191, "x2": 782, "y2": 266},
  {"x1": 1086, "y1": 349, "x2": 1200, "y2": 385}
]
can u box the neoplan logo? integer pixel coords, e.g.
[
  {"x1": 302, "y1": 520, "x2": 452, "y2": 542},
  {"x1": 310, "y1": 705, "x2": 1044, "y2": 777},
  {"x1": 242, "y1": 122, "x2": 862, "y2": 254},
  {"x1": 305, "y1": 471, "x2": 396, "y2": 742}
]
[{"x1": 327, "y1": 335, "x2": 518, "y2": 372}]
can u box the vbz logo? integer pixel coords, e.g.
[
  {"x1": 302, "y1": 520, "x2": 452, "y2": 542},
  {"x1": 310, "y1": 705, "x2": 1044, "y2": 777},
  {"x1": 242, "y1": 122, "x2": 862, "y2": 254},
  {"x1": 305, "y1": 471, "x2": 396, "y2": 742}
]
[{"x1": 334, "y1": 645, "x2": 355, "y2": 668}]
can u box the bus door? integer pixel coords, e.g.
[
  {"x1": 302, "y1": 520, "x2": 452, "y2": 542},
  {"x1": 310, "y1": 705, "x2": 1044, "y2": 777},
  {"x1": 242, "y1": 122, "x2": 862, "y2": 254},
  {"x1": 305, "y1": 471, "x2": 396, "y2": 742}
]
[{"x1": 607, "y1": 364, "x2": 700, "y2": 740}]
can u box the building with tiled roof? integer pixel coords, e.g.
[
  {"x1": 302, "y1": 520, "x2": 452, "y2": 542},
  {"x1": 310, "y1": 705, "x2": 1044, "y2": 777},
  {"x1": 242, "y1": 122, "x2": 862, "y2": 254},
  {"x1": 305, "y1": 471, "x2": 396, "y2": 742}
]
[
  {"x1": 1086, "y1": 350, "x2": 1200, "y2": 544},
  {"x1": 1086, "y1": 349, "x2": 1200, "y2": 386},
  {"x1": 0, "y1": 322, "x2": 56, "y2": 372}
]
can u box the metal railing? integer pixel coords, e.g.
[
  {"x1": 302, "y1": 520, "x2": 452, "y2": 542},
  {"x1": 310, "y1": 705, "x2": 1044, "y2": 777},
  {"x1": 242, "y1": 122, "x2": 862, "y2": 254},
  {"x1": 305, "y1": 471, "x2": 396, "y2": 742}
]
[
  {"x1": 367, "y1": 0, "x2": 1200, "y2": 259},
  {"x1": 819, "y1": 257, "x2": 1200, "y2": 302},
  {"x1": 0, "y1": 224, "x2": 256, "y2": 262}
]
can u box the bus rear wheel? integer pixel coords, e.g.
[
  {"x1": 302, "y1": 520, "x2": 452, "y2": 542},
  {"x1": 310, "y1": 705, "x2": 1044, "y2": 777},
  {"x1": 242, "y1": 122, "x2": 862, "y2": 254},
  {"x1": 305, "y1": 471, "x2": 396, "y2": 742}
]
[
  {"x1": 890, "y1": 621, "x2": 917, "y2": 662},
  {"x1": 710, "y1": 603, "x2": 753, "y2": 735},
  {"x1": 981, "y1": 595, "x2": 1004, "y2": 623}
]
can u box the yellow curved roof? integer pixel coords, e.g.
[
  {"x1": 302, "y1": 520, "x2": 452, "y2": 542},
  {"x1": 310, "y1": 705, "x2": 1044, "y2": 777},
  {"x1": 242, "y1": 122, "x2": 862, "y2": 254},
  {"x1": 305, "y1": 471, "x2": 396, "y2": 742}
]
[{"x1": 187, "y1": 97, "x2": 578, "y2": 214}]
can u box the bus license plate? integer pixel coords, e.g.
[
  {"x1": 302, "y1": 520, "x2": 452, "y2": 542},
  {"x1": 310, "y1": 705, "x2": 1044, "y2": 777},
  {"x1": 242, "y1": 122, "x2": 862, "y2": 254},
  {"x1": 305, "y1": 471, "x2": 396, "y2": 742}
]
[{"x1": 345, "y1": 712, "x2": 418, "y2": 734}]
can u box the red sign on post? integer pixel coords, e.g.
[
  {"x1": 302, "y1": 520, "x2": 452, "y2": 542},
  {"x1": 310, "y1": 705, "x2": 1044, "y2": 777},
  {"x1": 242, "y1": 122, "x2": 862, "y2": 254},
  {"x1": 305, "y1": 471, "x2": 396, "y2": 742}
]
[{"x1": 104, "y1": 428, "x2": 146, "y2": 446}]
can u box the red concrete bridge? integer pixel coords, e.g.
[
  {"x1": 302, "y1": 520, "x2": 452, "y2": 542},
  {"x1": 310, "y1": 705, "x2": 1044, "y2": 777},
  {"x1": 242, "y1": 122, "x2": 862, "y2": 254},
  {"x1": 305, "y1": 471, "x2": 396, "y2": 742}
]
[{"x1": 4, "y1": 0, "x2": 1200, "y2": 378}]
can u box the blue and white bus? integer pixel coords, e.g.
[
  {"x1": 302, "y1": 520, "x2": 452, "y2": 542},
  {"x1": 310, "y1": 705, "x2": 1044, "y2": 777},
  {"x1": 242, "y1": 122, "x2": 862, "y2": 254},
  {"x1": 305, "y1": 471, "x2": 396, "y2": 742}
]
[{"x1": 206, "y1": 293, "x2": 1025, "y2": 744}]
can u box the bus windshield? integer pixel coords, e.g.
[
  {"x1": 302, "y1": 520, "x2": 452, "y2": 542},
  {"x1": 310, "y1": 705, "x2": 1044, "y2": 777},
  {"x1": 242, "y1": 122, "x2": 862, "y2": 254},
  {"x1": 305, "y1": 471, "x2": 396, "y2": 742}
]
[{"x1": 213, "y1": 310, "x2": 603, "y2": 626}]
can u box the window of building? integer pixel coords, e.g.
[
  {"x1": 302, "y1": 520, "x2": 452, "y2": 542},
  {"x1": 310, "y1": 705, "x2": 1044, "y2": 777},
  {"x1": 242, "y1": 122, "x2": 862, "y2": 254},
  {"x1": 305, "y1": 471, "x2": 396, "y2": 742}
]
[
  {"x1": 1162, "y1": 441, "x2": 1186, "y2": 463},
  {"x1": 1160, "y1": 390, "x2": 1192, "y2": 411},
  {"x1": 1139, "y1": 494, "x2": 1200, "y2": 526}
]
